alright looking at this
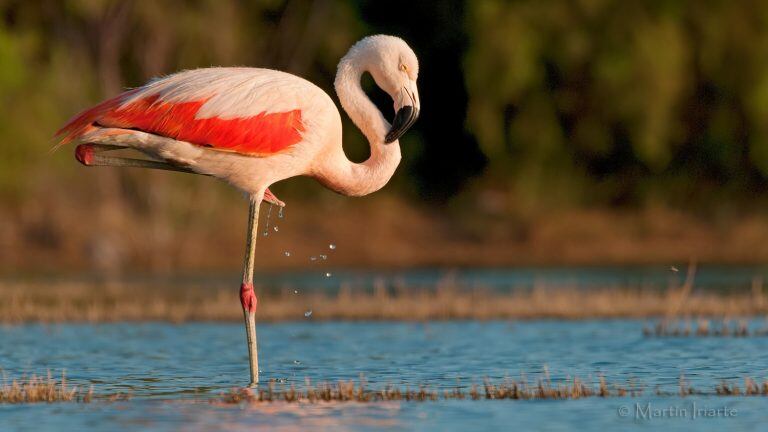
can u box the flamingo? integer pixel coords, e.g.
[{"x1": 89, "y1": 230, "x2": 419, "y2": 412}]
[{"x1": 55, "y1": 35, "x2": 420, "y2": 386}]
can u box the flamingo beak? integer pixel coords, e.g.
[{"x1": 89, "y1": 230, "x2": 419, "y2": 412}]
[{"x1": 385, "y1": 85, "x2": 420, "y2": 144}]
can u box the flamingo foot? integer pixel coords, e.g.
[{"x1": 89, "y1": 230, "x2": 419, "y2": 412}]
[
  {"x1": 263, "y1": 188, "x2": 285, "y2": 207},
  {"x1": 75, "y1": 144, "x2": 95, "y2": 165},
  {"x1": 240, "y1": 283, "x2": 258, "y2": 313},
  {"x1": 75, "y1": 143, "x2": 124, "y2": 165}
]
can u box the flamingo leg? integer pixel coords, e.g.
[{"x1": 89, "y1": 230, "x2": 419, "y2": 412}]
[
  {"x1": 74, "y1": 141, "x2": 285, "y2": 207},
  {"x1": 75, "y1": 142, "x2": 199, "y2": 174},
  {"x1": 240, "y1": 195, "x2": 261, "y2": 386}
]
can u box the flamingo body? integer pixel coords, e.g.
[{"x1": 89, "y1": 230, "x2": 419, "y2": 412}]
[
  {"x1": 58, "y1": 68, "x2": 321, "y2": 156},
  {"x1": 57, "y1": 35, "x2": 421, "y2": 386},
  {"x1": 58, "y1": 68, "x2": 340, "y2": 198}
]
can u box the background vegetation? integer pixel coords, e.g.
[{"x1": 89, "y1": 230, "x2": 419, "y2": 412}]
[{"x1": 3, "y1": 0, "x2": 768, "y2": 274}]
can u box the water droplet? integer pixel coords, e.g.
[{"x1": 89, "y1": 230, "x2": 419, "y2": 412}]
[
  {"x1": 284, "y1": 251, "x2": 291, "y2": 257},
  {"x1": 293, "y1": 360, "x2": 301, "y2": 365},
  {"x1": 278, "y1": 207, "x2": 284, "y2": 219},
  {"x1": 329, "y1": 244, "x2": 336, "y2": 250},
  {"x1": 273, "y1": 226, "x2": 279, "y2": 232},
  {"x1": 263, "y1": 204, "x2": 273, "y2": 236},
  {"x1": 293, "y1": 290, "x2": 298, "y2": 294},
  {"x1": 320, "y1": 254, "x2": 327, "y2": 260},
  {"x1": 671, "y1": 266, "x2": 679, "y2": 273},
  {"x1": 325, "y1": 272, "x2": 332, "y2": 278},
  {"x1": 304, "y1": 310, "x2": 313, "y2": 317},
  {"x1": 310, "y1": 256, "x2": 317, "y2": 261}
]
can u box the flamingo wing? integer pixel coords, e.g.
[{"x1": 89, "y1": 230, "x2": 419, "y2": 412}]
[{"x1": 56, "y1": 68, "x2": 309, "y2": 156}]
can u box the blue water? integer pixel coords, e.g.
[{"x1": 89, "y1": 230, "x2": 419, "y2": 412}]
[
  {"x1": 2, "y1": 321, "x2": 768, "y2": 431},
  {"x1": 19, "y1": 264, "x2": 768, "y2": 293}
]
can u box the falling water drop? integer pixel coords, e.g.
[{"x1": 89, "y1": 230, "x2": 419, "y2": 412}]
[
  {"x1": 273, "y1": 226, "x2": 279, "y2": 232},
  {"x1": 278, "y1": 207, "x2": 284, "y2": 219},
  {"x1": 329, "y1": 244, "x2": 336, "y2": 250},
  {"x1": 284, "y1": 251, "x2": 291, "y2": 257},
  {"x1": 263, "y1": 204, "x2": 273, "y2": 237},
  {"x1": 671, "y1": 266, "x2": 679, "y2": 273},
  {"x1": 320, "y1": 254, "x2": 327, "y2": 260},
  {"x1": 294, "y1": 290, "x2": 298, "y2": 294},
  {"x1": 304, "y1": 310, "x2": 313, "y2": 318},
  {"x1": 293, "y1": 360, "x2": 301, "y2": 365},
  {"x1": 325, "y1": 272, "x2": 332, "y2": 278}
]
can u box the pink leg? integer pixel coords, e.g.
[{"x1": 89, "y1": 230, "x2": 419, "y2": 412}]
[
  {"x1": 75, "y1": 143, "x2": 193, "y2": 173},
  {"x1": 75, "y1": 136, "x2": 265, "y2": 386},
  {"x1": 263, "y1": 188, "x2": 285, "y2": 207},
  {"x1": 76, "y1": 141, "x2": 286, "y2": 208},
  {"x1": 241, "y1": 196, "x2": 260, "y2": 386}
]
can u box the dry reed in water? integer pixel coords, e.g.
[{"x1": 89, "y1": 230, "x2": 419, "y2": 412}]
[
  {"x1": 3, "y1": 278, "x2": 768, "y2": 322},
  {"x1": 4, "y1": 371, "x2": 768, "y2": 404},
  {"x1": 643, "y1": 318, "x2": 766, "y2": 337},
  {"x1": 216, "y1": 375, "x2": 768, "y2": 404},
  {"x1": 0, "y1": 371, "x2": 91, "y2": 403},
  {"x1": 217, "y1": 376, "x2": 641, "y2": 403}
]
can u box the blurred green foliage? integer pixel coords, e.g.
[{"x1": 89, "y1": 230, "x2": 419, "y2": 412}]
[
  {"x1": 466, "y1": 0, "x2": 768, "y2": 210},
  {"x1": 2, "y1": 0, "x2": 768, "y2": 212},
  {"x1": 0, "y1": 0, "x2": 363, "y2": 199}
]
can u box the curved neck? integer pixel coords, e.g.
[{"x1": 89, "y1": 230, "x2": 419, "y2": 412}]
[{"x1": 319, "y1": 54, "x2": 401, "y2": 197}]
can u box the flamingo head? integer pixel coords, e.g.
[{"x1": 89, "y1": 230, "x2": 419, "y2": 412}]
[{"x1": 348, "y1": 35, "x2": 421, "y2": 144}]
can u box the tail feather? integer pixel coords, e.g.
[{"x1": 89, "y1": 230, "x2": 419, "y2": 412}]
[{"x1": 54, "y1": 89, "x2": 138, "y2": 146}]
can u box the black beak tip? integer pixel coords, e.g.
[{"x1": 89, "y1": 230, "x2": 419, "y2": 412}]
[{"x1": 385, "y1": 105, "x2": 416, "y2": 144}]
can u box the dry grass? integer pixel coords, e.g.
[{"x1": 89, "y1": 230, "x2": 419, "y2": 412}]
[
  {"x1": 716, "y1": 378, "x2": 768, "y2": 395},
  {"x1": 217, "y1": 374, "x2": 768, "y2": 404},
  {"x1": 2, "y1": 278, "x2": 768, "y2": 322},
  {"x1": 0, "y1": 371, "x2": 92, "y2": 403},
  {"x1": 643, "y1": 318, "x2": 768, "y2": 337},
  {"x1": 217, "y1": 376, "x2": 640, "y2": 404},
  {"x1": 4, "y1": 370, "x2": 768, "y2": 404}
]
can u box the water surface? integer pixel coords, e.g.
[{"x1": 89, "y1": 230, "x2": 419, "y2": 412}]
[
  {"x1": 15, "y1": 264, "x2": 768, "y2": 293},
  {"x1": 2, "y1": 321, "x2": 768, "y2": 431}
]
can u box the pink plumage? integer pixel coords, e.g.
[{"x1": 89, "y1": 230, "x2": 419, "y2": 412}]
[
  {"x1": 56, "y1": 35, "x2": 421, "y2": 386},
  {"x1": 57, "y1": 69, "x2": 306, "y2": 156}
]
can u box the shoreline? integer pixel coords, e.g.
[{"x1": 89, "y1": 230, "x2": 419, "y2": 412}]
[
  {"x1": 3, "y1": 279, "x2": 767, "y2": 323},
  {"x1": 9, "y1": 198, "x2": 768, "y2": 272}
]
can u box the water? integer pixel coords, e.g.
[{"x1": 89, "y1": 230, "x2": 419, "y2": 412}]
[
  {"x1": 262, "y1": 204, "x2": 273, "y2": 237},
  {"x1": 186, "y1": 265, "x2": 768, "y2": 293},
  {"x1": 18, "y1": 265, "x2": 768, "y2": 295},
  {"x1": 2, "y1": 320, "x2": 768, "y2": 431}
]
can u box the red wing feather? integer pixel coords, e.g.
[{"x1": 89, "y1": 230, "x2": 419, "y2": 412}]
[
  {"x1": 55, "y1": 89, "x2": 139, "y2": 146},
  {"x1": 57, "y1": 92, "x2": 305, "y2": 156}
]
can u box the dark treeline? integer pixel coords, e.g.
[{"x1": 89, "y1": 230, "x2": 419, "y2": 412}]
[
  {"x1": 3, "y1": 0, "x2": 768, "y2": 271},
  {"x1": 2, "y1": 0, "x2": 768, "y2": 209}
]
